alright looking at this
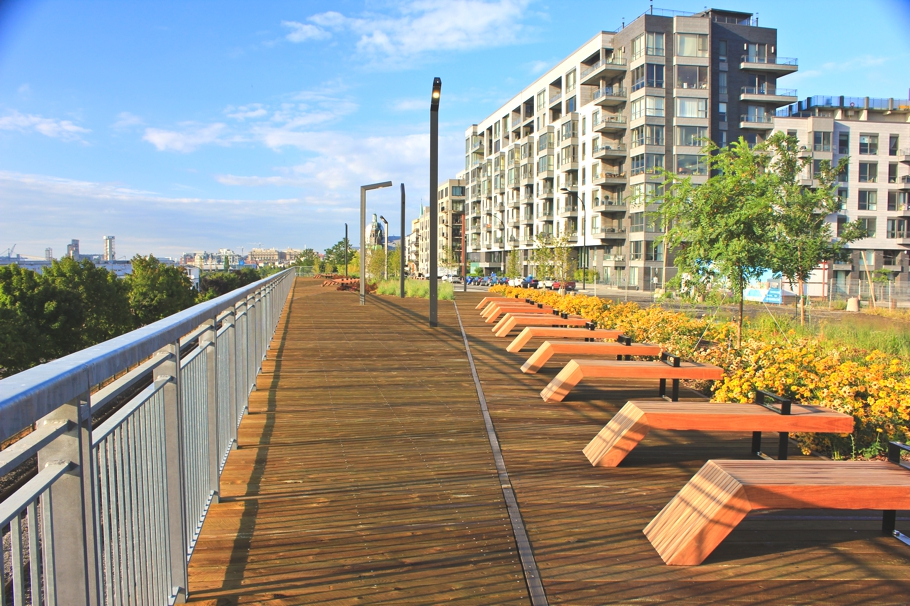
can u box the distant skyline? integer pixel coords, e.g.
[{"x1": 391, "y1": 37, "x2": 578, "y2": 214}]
[{"x1": 2, "y1": 0, "x2": 909, "y2": 258}]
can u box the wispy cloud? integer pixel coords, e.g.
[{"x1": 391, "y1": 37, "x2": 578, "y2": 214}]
[
  {"x1": 525, "y1": 59, "x2": 553, "y2": 75},
  {"x1": 282, "y1": 0, "x2": 534, "y2": 66},
  {"x1": 112, "y1": 111, "x2": 144, "y2": 130},
  {"x1": 143, "y1": 123, "x2": 228, "y2": 152},
  {"x1": 0, "y1": 109, "x2": 90, "y2": 142},
  {"x1": 224, "y1": 103, "x2": 268, "y2": 120}
]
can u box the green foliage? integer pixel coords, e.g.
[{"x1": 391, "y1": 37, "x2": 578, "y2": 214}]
[
  {"x1": 505, "y1": 250, "x2": 522, "y2": 278},
  {"x1": 197, "y1": 267, "x2": 262, "y2": 301},
  {"x1": 293, "y1": 248, "x2": 320, "y2": 268},
  {"x1": 551, "y1": 233, "x2": 575, "y2": 283},
  {"x1": 574, "y1": 268, "x2": 598, "y2": 282},
  {"x1": 376, "y1": 279, "x2": 454, "y2": 300},
  {"x1": 323, "y1": 239, "x2": 352, "y2": 272},
  {"x1": 530, "y1": 233, "x2": 555, "y2": 279},
  {"x1": 41, "y1": 258, "x2": 133, "y2": 347},
  {"x1": 126, "y1": 255, "x2": 196, "y2": 326}
]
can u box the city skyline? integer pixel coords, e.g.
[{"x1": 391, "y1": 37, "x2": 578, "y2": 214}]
[{"x1": 1, "y1": 0, "x2": 908, "y2": 258}]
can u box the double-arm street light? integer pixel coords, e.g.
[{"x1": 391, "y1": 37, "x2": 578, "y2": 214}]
[
  {"x1": 560, "y1": 187, "x2": 587, "y2": 292},
  {"x1": 429, "y1": 77, "x2": 441, "y2": 327},
  {"x1": 361, "y1": 181, "x2": 393, "y2": 305},
  {"x1": 379, "y1": 215, "x2": 389, "y2": 280}
]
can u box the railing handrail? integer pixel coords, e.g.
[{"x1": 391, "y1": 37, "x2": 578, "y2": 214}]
[
  {"x1": 0, "y1": 268, "x2": 294, "y2": 443},
  {"x1": 741, "y1": 54, "x2": 798, "y2": 66}
]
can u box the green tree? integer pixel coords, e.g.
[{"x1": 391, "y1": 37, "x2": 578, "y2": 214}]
[
  {"x1": 764, "y1": 132, "x2": 865, "y2": 324},
  {"x1": 0, "y1": 264, "x2": 85, "y2": 376},
  {"x1": 293, "y1": 248, "x2": 320, "y2": 268},
  {"x1": 505, "y1": 249, "x2": 522, "y2": 278},
  {"x1": 42, "y1": 258, "x2": 133, "y2": 346},
  {"x1": 531, "y1": 233, "x2": 555, "y2": 279},
  {"x1": 127, "y1": 255, "x2": 197, "y2": 326},
  {"x1": 387, "y1": 248, "x2": 402, "y2": 279},
  {"x1": 324, "y1": 239, "x2": 352, "y2": 272},
  {"x1": 659, "y1": 138, "x2": 774, "y2": 345},
  {"x1": 551, "y1": 233, "x2": 576, "y2": 285}
]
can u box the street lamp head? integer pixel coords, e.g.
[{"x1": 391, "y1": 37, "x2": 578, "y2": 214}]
[
  {"x1": 363, "y1": 181, "x2": 393, "y2": 192},
  {"x1": 379, "y1": 215, "x2": 387, "y2": 224},
  {"x1": 431, "y1": 77, "x2": 442, "y2": 110}
]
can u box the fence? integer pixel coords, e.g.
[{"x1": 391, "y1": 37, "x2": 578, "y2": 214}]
[{"x1": 0, "y1": 268, "x2": 295, "y2": 605}]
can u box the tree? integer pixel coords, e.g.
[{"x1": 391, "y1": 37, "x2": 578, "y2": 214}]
[
  {"x1": 42, "y1": 258, "x2": 133, "y2": 346},
  {"x1": 127, "y1": 255, "x2": 197, "y2": 326},
  {"x1": 197, "y1": 267, "x2": 262, "y2": 301},
  {"x1": 764, "y1": 132, "x2": 865, "y2": 324},
  {"x1": 387, "y1": 248, "x2": 402, "y2": 279},
  {"x1": 659, "y1": 138, "x2": 775, "y2": 345},
  {"x1": 324, "y1": 239, "x2": 352, "y2": 272},
  {"x1": 531, "y1": 233, "x2": 555, "y2": 279},
  {"x1": 0, "y1": 264, "x2": 85, "y2": 376},
  {"x1": 505, "y1": 249, "x2": 522, "y2": 278},
  {"x1": 294, "y1": 248, "x2": 320, "y2": 268},
  {"x1": 551, "y1": 233, "x2": 576, "y2": 285}
]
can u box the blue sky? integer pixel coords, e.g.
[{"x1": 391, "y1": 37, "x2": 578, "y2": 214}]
[{"x1": 1, "y1": 0, "x2": 908, "y2": 259}]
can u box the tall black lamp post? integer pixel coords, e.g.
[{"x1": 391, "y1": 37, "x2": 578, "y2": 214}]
[
  {"x1": 400, "y1": 184, "x2": 406, "y2": 298},
  {"x1": 429, "y1": 77, "x2": 441, "y2": 327}
]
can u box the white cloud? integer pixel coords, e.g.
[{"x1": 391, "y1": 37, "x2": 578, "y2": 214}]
[
  {"x1": 143, "y1": 123, "x2": 228, "y2": 152},
  {"x1": 391, "y1": 98, "x2": 427, "y2": 111},
  {"x1": 525, "y1": 59, "x2": 552, "y2": 75},
  {"x1": 17, "y1": 84, "x2": 31, "y2": 96},
  {"x1": 224, "y1": 103, "x2": 268, "y2": 121},
  {"x1": 0, "y1": 110, "x2": 90, "y2": 142},
  {"x1": 281, "y1": 20, "x2": 330, "y2": 42},
  {"x1": 112, "y1": 111, "x2": 144, "y2": 130},
  {"x1": 285, "y1": 0, "x2": 533, "y2": 65}
]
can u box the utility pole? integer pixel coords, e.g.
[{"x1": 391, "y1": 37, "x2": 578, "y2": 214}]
[{"x1": 429, "y1": 77, "x2": 441, "y2": 327}]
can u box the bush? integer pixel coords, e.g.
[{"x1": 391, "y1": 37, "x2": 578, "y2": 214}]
[{"x1": 377, "y1": 279, "x2": 453, "y2": 300}]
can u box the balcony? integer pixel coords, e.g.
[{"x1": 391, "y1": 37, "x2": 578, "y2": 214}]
[
  {"x1": 592, "y1": 197, "x2": 626, "y2": 212},
  {"x1": 550, "y1": 90, "x2": 562, "y2": 106},
  {"x1": 887, "y1": 230, "x2": 910, "y2": 245},
  {"x1": 594, "y1": 115, "x2": 627, "y2": 132},
  {"x1": 558, "y1": 204, "x2": 578, "y2": 218},
  {"x1": 521, "y1": 213, "x2": 534, "y2": 224},
  {"x1": 593, "y1": 86, "x2": 627, "y2": 106},
  {"x1": 740, "y1": 86, "x2": 798, "y2": 104},
  {"x1": 595, "y1": 172, "x2": 627, "y2": 186},
  {"x1": 507, "y1": 198, "x2": 520, "y2": 208},
  {"x1": 580, "y1": 56, "x2": 628, "y2": 85},
  {"x1": 521, "y1": 236, "x2": 536, "y2": 246},
  {"x1": 594, "y1": 143, "x2": 627, "y2": 159},
  {"x1": 538, "y1": 210, "x2": 555, "y2": 220},
  {"x1": 593, "y1": 226, "x2": 627, "y2": 239},
  {"x1": 740, "y1": 114, "x2": 775, "y2": 130},
  {"x1": 901, "y1": 176, "x2": 910, "y2": 190},
  {"x1": 508, "y1": 216, "x2": 520, "y2": 227},
  {"x1": 740, "y1": 55, "x2": 799, "y2": 74},
  {"x1": 899, "y1": 149, "x2": 910, "y2": 164},
  {"x1": 540, "y1": 188, "x2": 555, "y2": 198}
]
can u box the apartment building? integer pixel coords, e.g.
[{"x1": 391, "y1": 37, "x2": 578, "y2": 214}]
[
  {"x1": 774, "y1": 95, "x2": 910, "y2": 289},
  {"x1": 410, "y1": 178, "x2": 468, "y2": 277},
  {"x1": 460, "y1": 7, "x2": 796, "y2": 287}
]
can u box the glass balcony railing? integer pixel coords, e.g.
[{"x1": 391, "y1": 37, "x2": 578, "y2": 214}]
[
  {"x1": 580, "y1": 56, "x2": 627, "y2": 79},
  {"x1": 741, "y1": 86, "x2": 797, "y2": 97},
  {"x1": 740, "y1": 114, "x2": 774, "y2": 124},
  {"x1": 593, "y1": 86, "x2": 627, "y2": 101},
  {"x1": 741, "y1": 55, "x2": 798, "y2": 66}
]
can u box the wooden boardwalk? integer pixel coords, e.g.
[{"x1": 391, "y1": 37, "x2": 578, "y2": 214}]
[{"x1": 188, "y1": 281, "x2": 910, "y2": 604}]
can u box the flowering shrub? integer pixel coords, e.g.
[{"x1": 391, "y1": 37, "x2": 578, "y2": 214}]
[{"x1": 489, "y1": 285, "x2": 909, "y2": 457}]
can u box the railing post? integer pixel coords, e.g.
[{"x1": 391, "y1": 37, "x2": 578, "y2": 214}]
[
  {"x1": 36, "y1": 391, "x2": 99, "y2": 605},
  {"x1": 201, "y1": 319, "x2": 220, "y2": 503},
  {"x1": 159, "y1": 342, "x2": 188, "y2": 602},
  {"x1": 225, "y1": 309, "x2": 239, "y2": 450}
]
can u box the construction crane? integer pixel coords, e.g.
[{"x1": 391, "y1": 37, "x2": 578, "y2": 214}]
[{"x1": 2, "y1": 244, "x2": 16, "y2": 260}]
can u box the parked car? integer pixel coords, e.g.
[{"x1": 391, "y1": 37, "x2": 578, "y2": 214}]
[
  {"x1": 539, "y1": 279, "x2": 555, "y2": 290},
  {"x1": 521, "y1": 276, "x2": 539, "y2": 289},
  {"x1": 479, "y1": 276, "x2": 492, "y2": 286},
  {"x1": 552, "y1": 280, "x2": 577, "y2": 291},
  {"x1": 508, "y1": 277, "x2": 522, "y2": 287}
]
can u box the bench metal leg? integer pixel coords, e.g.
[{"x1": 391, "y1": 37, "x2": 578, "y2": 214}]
[
  {"x1": 658, "y1": 379, "x2": 666, "y2": 397},
  {"x1": 671, "y1": 379, "x2": 679, "y2": 402},
  {"x1": 778, "y1": 432, "x2": 790, "y2": 460},
  {"x1": 751, "y1": 431, "x2": 762, "y2": 456},
  {"x1": 884, "y1": 510, "x2": 896, "y2": 535}
]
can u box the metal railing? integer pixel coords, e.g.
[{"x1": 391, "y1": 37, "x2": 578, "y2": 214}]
[{"x1": 0, "y1": 269, "x2": 295, "y2": 605}]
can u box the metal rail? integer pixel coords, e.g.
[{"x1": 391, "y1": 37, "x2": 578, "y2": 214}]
[{"x1": 0, "y1": 268, "x2": 295, "y2": 605}]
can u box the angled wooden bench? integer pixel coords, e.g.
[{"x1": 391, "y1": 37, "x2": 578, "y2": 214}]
[
  {"x1": 506, "y1": 326, "x2": 623, "y2": 353},
  {"x1": 540, "y1": 353, "x2": 723, "y2": 402},
  {"x1": 521, "y1": 338, "x2": 663, "y2": 373},
  {"x1": 484, "y1": 303, "x2": 554, "y2": 323},
  {"x1": 584, "y1": 396, "x2": 854, "y2": 467},
  {"x1": 493, "y1": 313, "x2": 589, "y2": 338},
  {"x1": 644, "y1": 449, "x2": 910, "y2": 566},
  {"x1": 475, "y1": 296, "x2": 515, "y2": 310}
]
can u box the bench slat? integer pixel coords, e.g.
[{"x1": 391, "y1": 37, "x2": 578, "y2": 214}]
[
  {"x1": 493, "y1": 314, "x2": 588, "y2": 338},
  {"x1": 521, "y1": 341, "x2": 663, "y2": 374},
  {"x1": 505, "y1": 327, "x2": 623, "y2": 353}
]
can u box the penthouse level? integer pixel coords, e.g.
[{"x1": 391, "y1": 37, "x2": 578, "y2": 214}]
[{"x1": 459, "y1": 7, "x2": 796, "y2": 289}]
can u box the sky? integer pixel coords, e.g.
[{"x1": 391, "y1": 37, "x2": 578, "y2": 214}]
[{"x1": 1, "y1": 0, "x2": 908, "y2": 259}]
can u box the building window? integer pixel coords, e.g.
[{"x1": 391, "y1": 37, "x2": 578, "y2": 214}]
[
  {"x1": 858, "y1": 217, "x2": 877, "y2": 238},
  {"x1": 837, "y1": 165, "x2": 849, "y2": 183},
  {"x1": 676, "y1": 98, "x2": 707, "y2": 118},
  {"x1": 813, "y1": 132, "x2": 832, "y2": 152},
  {"x1": 630, "y1": 153, "x2": 664, "y2": 175},
  {"x1": 632, "y1": 125, "x2": 665, "y2": 147},
  {"x1": 647, "y1": 64, "x2": 665, "y2": 88},
  {"x1": 645, "y1": 241, "x2": 664, "y2": 261},
  {"x1": 719, "y1": 130, "x2": 727, "y2": 147},
  {"x1": 631, "y1": 34, "x2": 645, "y2": 60},
  {"x1": 676, "y1": 65, "x2": 708, "y2": 90},
  {"x1": 887, "y1": 218, "x2": 907, "y2": 239},
  {"x1": 630, "y1": 98, "x2": 644, "y2": 120},
  {"x1": 718, "y1": 72, "x2": 727, "y2": 94},
  {"x1": 676, "y1": 126, "x2": 707, "y2": 147},
  {"x1": 838, "y1": 132, "x2": 849, "y2": 155},
  {"x1": 677, "y1": 33, "x2": 708, "y2": 57},
  {"x1": 858, "y1": 162, "x2": 878, "y2": 183},
  {"x1": 858, "y1": 190, "x2": 877, "y2": 210},
  {"x1": 581, "y1": 117, "x2": 586, "y2": 136},
  {"x1": 566, "y1": 69, "x2": 576, "y2": 92},
  {"x1": 631, "y1": 65, "x2": 645, "y2": 91},
  {"x1": 746, "y1": 43, "x2": 767, "y2": 62},
  {"x1": 630, "y1": 213, "x2": 645, "y2": 233},
  {"x1": 888, "y1": 191, "x2": 909, "y2": 211},
  {"x1": 646, "y1": 96, "x2": 665, "y2": 117},
  {"x1": 883, "y1": 250, "x2": 901, "y2": 265},
  {"x1": 676, "y1": 154, "x2": 706, "y2": 176},
  {"x1": 566, "y1": 96, "x2": 576, "y2": 112},
  {"x1": 718, "y1": 102, "x2": 727, "y2": 122},
  {"x1": 537, "y1": 90, "x2": 545, "y2": 113},
  {"x1": 889, "y1": 163, "x2": 898, "y2": 184},
  {"x1": 859, "y1": 134, "x2": 878, "y2": 155},
  {"x1": 837, "y1": 188, "x2": 848, "y2": 211},
  {"x1": 890, "y1": 134, "x2": 900, "y2": 156},
  {"x1": 646, "y1": 32, "x2": 665, "y2": 56},
  {"x1": 718, "y1": 40, "x2": 727, "y2": 62},
  {"x1": 452, "y1": 186, "x2": 465, "y2": 196},
  {"x1": 630, "y1": 240, "x2": 643, "y2": 260},
  {"x1": 537, "y1": 155, "x2": 553, "y2": 172}
]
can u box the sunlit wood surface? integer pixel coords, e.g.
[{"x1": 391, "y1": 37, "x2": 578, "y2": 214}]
[{"x1": 187, "y1": 283, "x2": 910, "y2": 604}]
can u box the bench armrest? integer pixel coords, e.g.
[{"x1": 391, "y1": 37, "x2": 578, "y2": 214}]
[{"x1": 755, "y1": 390, "x2": 792, "y2": 416}]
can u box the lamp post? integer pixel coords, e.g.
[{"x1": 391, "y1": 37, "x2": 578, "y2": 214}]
[
  {"x1": 400, "y1": 184, "x2": 406, "y2": 298},
  {"x1": 344, "y1": 223, "x2": 348, "y2": 278},
  {"x1": 462, "y1": 213, "x2": 467, "y2": 292},
  {"x1": 379, "y1": 215, "x2": 389, "y2": 280},
  {"x1": 360, "y1": 181, "x2": 393, "y2": 305},
  {"x1": 561, "y1": 187, "x2": 586, "y2": 292},
  {"x1": 429, "y1": 77, "x2": 441, "y2": 327}
]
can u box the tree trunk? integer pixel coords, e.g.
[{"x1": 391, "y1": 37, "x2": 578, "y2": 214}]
[
  {"x1": 737, "y1": 271, "x2": 744, "y2": 348},
  {"x1": 798, "y1": 280, "x2": 805, "y2": 326}
]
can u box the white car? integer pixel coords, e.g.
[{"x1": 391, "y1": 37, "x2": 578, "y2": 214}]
[
  {"x1": 508, "y1": 277, "x2": 523, "y2": 287},
  {"x1": 540, "y1": 279, "x2": 555, "y2": 290}
]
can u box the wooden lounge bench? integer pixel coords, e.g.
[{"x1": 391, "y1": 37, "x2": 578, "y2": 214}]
[
  {"x1": 521, "y1": 339, "x2": 663, "y2": 373},
  {"x1": 584, "y1": 397, "x2": 854, "y2": 467},
  {"x1": 506, "y1": 327, "x2": 623, "y2": 353},
  {"x1": 644, "y1": 451, "x2": 910, "y2": 566},
  {"x1": 475, "y1": 296, "x2": 515, "y2": 310},
  {"x1": 540, "y1": 353, "x2": 723, "y2": 402},
  {"x1": 493, "y1": 313, "x2": 588, "y2": 337},
  {"x1": 484, "y1": 304, "x2": 554, "y2": 323}
]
